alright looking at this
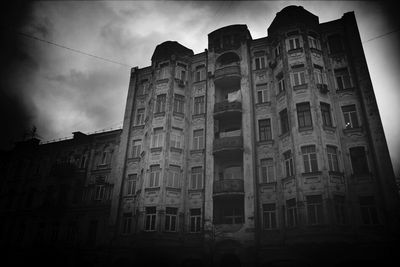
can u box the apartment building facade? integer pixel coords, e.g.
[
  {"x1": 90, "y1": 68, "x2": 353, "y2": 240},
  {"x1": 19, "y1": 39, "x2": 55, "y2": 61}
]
[{"x1": 109, "y1": 6, "x2": 399, "y2": 266}]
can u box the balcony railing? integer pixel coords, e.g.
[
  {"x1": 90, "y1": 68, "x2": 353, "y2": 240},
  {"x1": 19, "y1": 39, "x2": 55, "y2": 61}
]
[
  {"x1": 214, "y1": 65, "x2": 241, "y2": 79},
  {"x1": 214, "y1": 100, "x2": 242, "y2": 115},
  {"x1": 213, "y1": 136, "x2": 243, "y2": 154},
  {"x1": 213, "y1": 179, "x2": 244, "y2": 195}
]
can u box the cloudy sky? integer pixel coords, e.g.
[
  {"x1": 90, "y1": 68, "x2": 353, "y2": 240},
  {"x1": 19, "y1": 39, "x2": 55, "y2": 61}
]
[{"x1": 1, "y1": 0, "x2": 399, "y2": 174}]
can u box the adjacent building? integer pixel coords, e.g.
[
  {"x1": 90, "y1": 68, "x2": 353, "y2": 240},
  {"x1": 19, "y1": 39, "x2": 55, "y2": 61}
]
[{"x1": 1, "y1": 5, "x2": 399, "y2": 267}]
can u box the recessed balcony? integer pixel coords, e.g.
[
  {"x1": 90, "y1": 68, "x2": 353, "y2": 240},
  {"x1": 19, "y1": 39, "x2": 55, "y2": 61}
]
[
  {"x1": 213, "y1": 179, "x2": 244, "y2": 196},
  {"x1": 214, "y1": 65, "x2": 241, "y2": 87},
  {"x1": 214, "y1": 100, "x2": 242, "y2": 118},
  {"x1": 213, "y1": 135, "x2": 243, "y2": 156}
]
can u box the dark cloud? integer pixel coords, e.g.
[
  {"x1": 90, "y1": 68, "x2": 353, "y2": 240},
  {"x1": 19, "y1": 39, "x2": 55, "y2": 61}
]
[
  {"x1": 43, "y1": 68, "x2": 128, "y2": 135},
  {"x1": 0, "y1": 1, "x2": 36, "y2": 150}
]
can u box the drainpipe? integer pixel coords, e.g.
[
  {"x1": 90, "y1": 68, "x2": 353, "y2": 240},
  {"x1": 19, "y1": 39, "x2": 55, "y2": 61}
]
[
  {"x1": 202, "y1": 48, "x2": 209, "y2": 264},
  {"x1": 247, "y1": 38, "x2": 261, "y2": 263}
]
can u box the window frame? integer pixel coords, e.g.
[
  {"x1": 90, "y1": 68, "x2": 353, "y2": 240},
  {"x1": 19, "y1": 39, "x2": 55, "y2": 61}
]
[
  {"x1": 292, "y1": 71, "x2": 306, "y2": 86},
  {"x1": 262, "y1": 203, "x2": 277, "y2": 230},
  {"x1": 288, "y1": 37, "x2": 301, "y2": 50},
  {"x1": 170, "y1": 129, "x2": 182, "y2": 149},
  {"x1": 342, "y1": 104, "x2": 359, "y2": 129},
  {"x1": 144, "y1": 207, "x2": 157, "y2": 231},
  {"x1": 165, "y1": 207, "x2": 178, "y2": 232},
  {"x1": 297, "y1": 102, "x2": 313, "y2": 129},
  {"x1": 189, "y1": 208, "x2": 201, "y2": 233},
  {"x1": 131, "y1": 139, "x2": 142, "y2": 158},
  {"x1": 260, "y1": 158, "x2": 275, "y2": 183},
  {"x1": 306, "y1": 195, "x2": 324, "y2": 225},
  {"x1": 151, "y1": 128, "x2": 163, "y2": 148},
  {"x1": 283, "y1": 150, "x2": 294, "y2": 177},
  {"x1": 173, "y1": 94, "x2": 185, "y2": 114},
  {"x1": 167, "y1": 165, "x2": 181, "y2": 188},
  {"x1": 190, "y1": 167, "x2": 203, "y2": 190},
  {"x1": 148, "y1": 165, "x2": 161, "y2": 188},
  {"x1": 255, "y1": 56, "x2": 266, "y2": 70},
  {"x1": 308, "y1": 35, "x2": 321, "y2": 50},
  {"x1": 327, "y1": 146, "x2": 340, "y2": 172},
  {"x1": 258, "y1": 118, "x2": 272, "y2": 141},
  {"x1": 256, "y1": 84, "x2": 269, "y2": 104},
  {"x1": 320, "y1": 102, "x2": 333, "y2": 128},
  {"x1": 155, "y1": 94, "x2": 167, "y2": 113},
  {"x1": 279, "y1": 108, "x2": 290, "y2": 135},
  {"x1": 193, "y1": 129, "x2": 204, "y2": 150},
  {"x1": 350, "y1": 147, "x2": 369, "y2": 176},
  {"x1": 286, "y1": 198, "x2": 298, "y2": 227},
  {"x1": 359, "y1": 196, "x2": 379, "y2": 225},
  {"x1": 335, "y1": 68, "x2": 352, "y2": 90},
  {"x1": 194, "y1": 96, "x2": 205, "y2": 115},
  {"x1": 122, "y1": 213, "x2": 132, "y2": 234},
  {"x1": 301, "y1": 145, "x2": 318, "y2": 173}
]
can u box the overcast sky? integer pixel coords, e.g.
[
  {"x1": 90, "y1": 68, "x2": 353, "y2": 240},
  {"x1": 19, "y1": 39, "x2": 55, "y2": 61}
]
[{"x1": 1, "y1": 0, "x2": 399, "y2": 175}]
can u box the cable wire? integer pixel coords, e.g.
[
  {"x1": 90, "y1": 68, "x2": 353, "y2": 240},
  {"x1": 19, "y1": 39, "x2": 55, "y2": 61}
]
[
  {"x1": 17, "y1": 31, "x2": 132, "y2": 68},
  {"x1": 363, "y1": 29, "x2": 400, "y2": 43}
]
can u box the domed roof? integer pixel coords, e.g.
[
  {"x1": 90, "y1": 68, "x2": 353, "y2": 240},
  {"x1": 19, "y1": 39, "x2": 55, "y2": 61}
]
[
  {"x1": 151, "y1": 41, "x2": 193, "y2": 62},
  {"x1": 268, "y1": 5, "x2": 319, "y2": 35}
]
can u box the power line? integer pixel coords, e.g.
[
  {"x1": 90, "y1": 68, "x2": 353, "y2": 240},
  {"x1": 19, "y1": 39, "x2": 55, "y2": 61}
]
[
  {"x1": 363, "y1": 29, "x2": 400, "y2": 43},
  {"x1": 17, "y1": 31, "x2": 132, "y2": 68}
]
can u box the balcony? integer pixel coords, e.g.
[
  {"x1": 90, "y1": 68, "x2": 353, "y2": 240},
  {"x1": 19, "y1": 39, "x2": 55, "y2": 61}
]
[
  {"x1": 213, "y1": 179, "x2": 244, "y2": 196},
  {"x1": 214, "y1": 100, "x2": 242, "y2": 118},
  {"x1": 214, "y1": 65, "x2": 241, "y2": 86},
  {"x1": 213, "y1": 135, "x2": 243, "y2": 156}
]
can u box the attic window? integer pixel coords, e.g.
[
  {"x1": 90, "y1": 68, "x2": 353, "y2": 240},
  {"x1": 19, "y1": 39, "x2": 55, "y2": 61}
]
[{"x1": 159, "y1": 62, "x2": 169, "y2": 68}]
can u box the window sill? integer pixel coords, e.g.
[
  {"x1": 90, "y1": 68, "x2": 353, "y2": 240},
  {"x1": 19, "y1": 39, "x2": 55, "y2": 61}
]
[
  {"x1": 301, "y1": 171, "x2": 322, "y2": 177},
  {"x1": 144, "y1": 187, "x2": 161, "y2": 192},
  {"x1": 173, "y1": 111, "x2": 184, "y2": 118},
  {"x1": 254, "y1": 68, "x2": 268, "y2": 72},
  {"x1": 127, "y1": 157, "x2": 141, "y2": 162},
  {"x1": 190, "y1": 149, "x2": 204, "y2": 154},
  {"x1": 259, "y1": 181, "x2": 277, "y2": 186},
  {"x1": 156, "y1": 78, "x2": 169, "y2": 84},
  {"x1": 299, "y1": 126, "x2": 313, "y2": 132},
  {"x1": 150, "y1": 147, "x2": 162, "y2": 153},
  {"x1": 258, "y1": 140, "x2": 274, "y2": 146},
  {"x1": 192, "y1": 113, "x2": 205, "y2": 119},
  {"x1": 343, "y1": 126, "x2": 363, "y2": 135},
  {"x1": 329, "y1": 171, "x2": 344, "y2": 176},
  {"x1": 293, "y1": 83, "x2": 308, "y2": 91},
  {"x1": 132, "y1": 125, "x2": 145, "y2": 130},
  {"x1": 323, "y1": 125, "x2": 336, "y2": 132},
  {"x1": 310, "y1": 47, "x2": 322, "y2": 54},
  {"x1": 188, "y1": 188, "x2": 204, "y2": 193},
  {"x1": 97, "y1": 164, "x2": 110, "y2": 169},
  {"x1": 288, "y1": 47, "x2": 304, "y2": 54},
  {"x1": 154, "y1": 112, "x2": 165, "y2": 118},
  {"x1": 170, "y1": 147, "x2": 183, "y2": 153},
  {"x1": 336, "y1": 87, "x2": 355, "y2": 93},
  {"x1": 193, "y1": 80, "x2": 206, "y2": 84},
  {"x1": 166, "y1": 187, "x2": 182, "y2": 192},
  {"x1": 256, "y1": 101, "x2": 271, "y2": 107}
]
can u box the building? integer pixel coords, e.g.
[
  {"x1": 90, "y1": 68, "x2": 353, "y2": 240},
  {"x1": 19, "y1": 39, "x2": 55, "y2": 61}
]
[
  {"x1": 1, "y1": 5, "x2": 399, "y2": 267},
  {"x1": 0, "y1": 130, "x2": 121, "y2": 266}
]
